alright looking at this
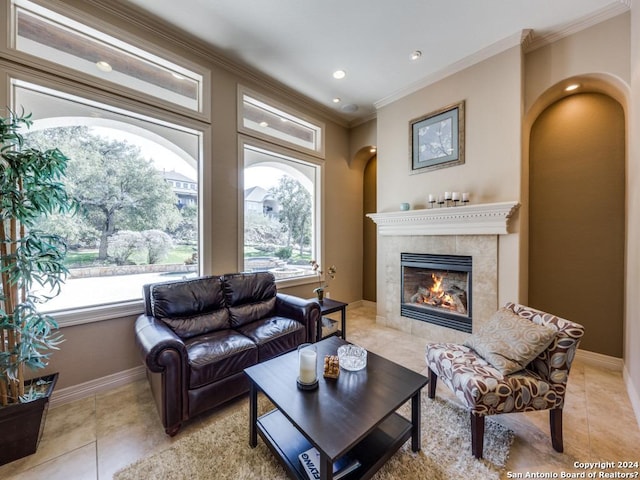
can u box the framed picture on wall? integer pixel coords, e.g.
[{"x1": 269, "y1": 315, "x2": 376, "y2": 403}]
[{"x1": 410, "y1": 100, "x2": 465, "y2": 173}]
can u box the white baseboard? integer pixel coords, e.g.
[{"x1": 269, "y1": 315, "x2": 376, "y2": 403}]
[
  {"x1": 574, "y1": 348, "x2": 623, "y2": 371},
  {"x1": 49, "y1": 365, "x2": 146, "y2": 409},
  {"x1": 623, "y1": 365, "x2": 640, "y2": 429}
]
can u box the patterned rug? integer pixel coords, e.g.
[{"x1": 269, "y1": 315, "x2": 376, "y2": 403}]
[{"x1": 115, "y1": 394, "x2": 513, "y2": 480}]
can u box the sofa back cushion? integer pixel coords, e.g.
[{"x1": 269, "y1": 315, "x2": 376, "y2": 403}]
[
  {"x1": 150, "y1": 276, "x2": 230, "y2": 339},
  {"x1": 222, "y1": 272, "x2": 277, "y2": 328}
]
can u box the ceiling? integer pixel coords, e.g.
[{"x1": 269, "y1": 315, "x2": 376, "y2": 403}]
[{"x1": 123, "y1": 0, "x2": 626, "y2": 123}]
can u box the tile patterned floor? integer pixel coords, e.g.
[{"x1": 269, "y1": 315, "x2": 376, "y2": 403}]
[{"x1": 1, "y1": 303, "x2": 639, "y2": 479}]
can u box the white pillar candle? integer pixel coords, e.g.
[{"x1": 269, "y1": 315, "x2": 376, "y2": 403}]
[
  {"x1": 452, "y1": 192, "x2": 460, "y2": 201},
  {"x1": 428, "y1": 194, "x2": 435, "y2": 202},
  {"x1": 462, "y1": 192, "x2": 470, "y2": 202},
  {"x1": 444, "y1": 191, "x2": 452, "y2": 200},
  {"x1": 299, "y1": 348, "x2": 317, "y2": 384}
]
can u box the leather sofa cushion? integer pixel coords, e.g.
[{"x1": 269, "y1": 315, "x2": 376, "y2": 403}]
[
  {"x1": 223, "y1": 272, "x2": 278, "y2": 327},
  {"x1": 237, "y1": 316, "x2": 305, "y2": 362},
  {"x1": 185, "y1": 329, "x2": 258, "y2": 389},
  {"x1": 151, "y1": 276, "x2": 230, "y2": 338}
]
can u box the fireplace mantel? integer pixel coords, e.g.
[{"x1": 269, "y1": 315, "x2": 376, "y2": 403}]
[{"x1": 367, "y1": 201, "x2": 520, "y2": 236}]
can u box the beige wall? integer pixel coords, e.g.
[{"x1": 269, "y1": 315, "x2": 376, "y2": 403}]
[
  {"x1": 525, "y1": 13, "x2": 630, "y2": 113},
  {"x1": 376, "y1": 45, "x2": 523, "y2": 324},
  {"x1": 626, "y1": 2, "x2": 640, "y2": 419}
]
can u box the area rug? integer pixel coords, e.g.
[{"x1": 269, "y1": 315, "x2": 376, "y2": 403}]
[{"x1": 115, "y1": 394, "x2": 513, "y2": 480}]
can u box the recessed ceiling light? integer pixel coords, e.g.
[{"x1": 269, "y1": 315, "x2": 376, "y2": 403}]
[
  {"x1": 333, "y1": 70, "x2": 346, "y2": 80},
  {"x1": 259, "y1": 121, "x2": 269, "y2": 127},
  {"x1": 410, "y1": 50, "x2": 422, "y2": 61},
  {"x1": 565, "y1": 83, "x2": 580, "y2": 92},
  {"x1": 96, "y1": 61, "x2": 112, "y2": 72},
  {"x1": 332, "y1": 98, "x2": 341, "y2": 103}
]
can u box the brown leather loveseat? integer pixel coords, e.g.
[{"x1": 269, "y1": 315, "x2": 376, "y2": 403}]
[{"x1": 134, "y1": 272, "x2": 320, "y2": 435}]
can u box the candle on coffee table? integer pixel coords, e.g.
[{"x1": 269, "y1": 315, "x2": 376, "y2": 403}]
[{"x1": 299, "y1": 347, "x2": 317, "y2": 384}]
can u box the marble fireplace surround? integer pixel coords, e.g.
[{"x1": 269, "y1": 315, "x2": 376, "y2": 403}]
[{"x1": 367, "y1": 201, "x2": 520, "y2": 344}]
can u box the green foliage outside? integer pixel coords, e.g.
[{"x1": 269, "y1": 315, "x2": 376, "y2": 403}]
[
  {"x1": 20, "y1": 126, "x2": 197, "y2": 270},
  {"x1": 65, "y1": 244, "x2": 196, "y2": 268},
  {"x1": 269, "y1": 176, "x2": 311, "y2": 256},
  {"x1": 243, "y1": 174, "x2": 314, "y2": 268}
]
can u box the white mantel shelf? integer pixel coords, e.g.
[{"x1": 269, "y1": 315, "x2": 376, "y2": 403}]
[{"x1": 366, "y1": 201, "x2": 520, "y2": 236}]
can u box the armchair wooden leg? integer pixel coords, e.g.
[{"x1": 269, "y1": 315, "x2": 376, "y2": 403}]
[
  {"x1": 471, "y1": 413, "x2": 485, "y2": 459},
  {"x1": 550, "y1": 408, "x2": 563, "y2": 452},
  {"x1": 428, "y1": 368, "x2": 437, "y2": 399}
]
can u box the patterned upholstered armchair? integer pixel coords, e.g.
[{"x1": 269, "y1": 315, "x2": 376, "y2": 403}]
[{"x1": 425, "y1": 302, "x2": 584, "y2": 459}]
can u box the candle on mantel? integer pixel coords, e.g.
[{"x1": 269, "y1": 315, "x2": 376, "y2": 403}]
[
  {"x1": 299, "y1": 347, "x2": 317, "y2": 384},
  {"x1": 428, "y1": 194, "x2": 435, "y2": 203},
  {"x1": 452, "y1": 192, "x2": 460, "y2": 201},
  {"x1": 462, "y1": 192, "x2": 470, "y2": 202},
  {"x1": 444, "y1": 191, "x2": 452, "y2": 200}
]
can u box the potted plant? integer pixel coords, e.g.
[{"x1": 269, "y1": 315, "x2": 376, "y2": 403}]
[
  {"x1": 0, "y1": 109, "x2": 76, "y2": 465},
  {"x1": 309, "y1": 260, "x2": 336, "y2": 303}
]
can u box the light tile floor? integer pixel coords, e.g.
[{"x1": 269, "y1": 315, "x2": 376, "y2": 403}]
[{"x1": 2, "y1": 304, "x2": 639, "y2": 479}]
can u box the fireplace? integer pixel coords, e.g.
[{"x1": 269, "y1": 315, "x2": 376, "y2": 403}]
[{"x1": 400, "y1": 253, "x2": 472, "y2": 333}]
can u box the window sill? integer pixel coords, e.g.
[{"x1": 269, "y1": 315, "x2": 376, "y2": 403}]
[
  {"x1": 46, "y1": 276, "x2": 319, "y2": 327},
  {"x1": 276, "y1": 275, "x2": 319, "y2": 290},
  {"x1": 46, "y1": 300, "x2": 145, "y2": 328}
]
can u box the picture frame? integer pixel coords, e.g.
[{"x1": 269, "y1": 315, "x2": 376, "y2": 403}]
[{"x1": 410, "y1": 101, "x2": 465, "y2": 173}]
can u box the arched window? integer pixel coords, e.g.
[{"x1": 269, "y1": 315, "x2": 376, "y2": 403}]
[
  {"x1": 13, "y1": 80, "x2": 202, "y2": 315},
  {"x1": 238, "y1": 87, "x2": 324, "y2": 284}
]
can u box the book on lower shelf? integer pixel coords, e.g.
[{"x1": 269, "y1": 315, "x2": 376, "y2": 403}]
[{"x1": 298, "y1": 446, "x2": 361, "y2": 480}]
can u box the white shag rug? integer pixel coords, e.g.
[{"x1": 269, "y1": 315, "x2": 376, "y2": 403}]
[{"x1": 115, "y1": 394, "x2": 513, "y2": 480}]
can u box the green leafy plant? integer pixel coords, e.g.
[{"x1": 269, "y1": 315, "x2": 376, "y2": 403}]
[{"x1": 1, "y1": 109, "x2": 77, "y2": 406}]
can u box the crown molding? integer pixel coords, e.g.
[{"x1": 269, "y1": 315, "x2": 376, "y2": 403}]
[
  {"x1": 374, "y1": 31, "x2": 524, "y2": 110},
  {"x1": 77, "y1": 0, "x2": 349, "y2": 127},
  {"x1": 524, "y1": 1, "x2": 630, "y2": 52},
  {"x1": 520, "y1": 29, "x2": 535, "y2": 52}
]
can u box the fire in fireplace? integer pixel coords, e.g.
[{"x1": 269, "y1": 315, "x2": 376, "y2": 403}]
[{"x1": 401, "y1": 253, "x2": 472, "y2": 333}]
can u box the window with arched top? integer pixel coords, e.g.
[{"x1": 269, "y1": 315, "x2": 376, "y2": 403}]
[
  {"x1": 238, "y1": 87, "x2": 324, "y2": 285},
  {"x1": 241, "y1": 140, "x2": 321, "y2": 284},
  {"x1": 12, "y1": 79, "x2": 203, "y2": 318}
]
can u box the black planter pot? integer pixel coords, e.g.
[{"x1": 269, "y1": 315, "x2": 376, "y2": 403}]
[{"x1": 0, "y1": 373, "x2": 58, "y2": 466}]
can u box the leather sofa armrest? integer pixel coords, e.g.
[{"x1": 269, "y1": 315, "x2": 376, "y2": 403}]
[
  {"x1": 135, "y1": 314, "x2": 187, "y2": 372},
  {"x1": 275, "y1": 293, "x2": 321, "y2": 343}
]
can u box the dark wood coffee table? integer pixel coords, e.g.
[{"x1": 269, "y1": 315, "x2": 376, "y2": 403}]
[{"x1": 245, "y1": 336, "x2": 428, "y2": 480}]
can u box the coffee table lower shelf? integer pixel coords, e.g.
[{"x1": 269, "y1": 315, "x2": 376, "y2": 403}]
[{"x1": 257, "y1": 409, "x2": 413, "y2": 480}]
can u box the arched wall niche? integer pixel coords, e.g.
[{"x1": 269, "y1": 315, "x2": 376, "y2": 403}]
[
  {"x1": 520, "y1": 73, "x2": 630, "y2": 303},
  {"x1": 525, "y1": 73, "x2": 630, "y2": 129},
  {"x1": 524, "y1": 73, "x2": 628, "y2": 357}
]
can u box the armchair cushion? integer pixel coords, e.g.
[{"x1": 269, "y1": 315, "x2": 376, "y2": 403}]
[
  {"x1": 463, "y1": 307, "x2": 556, "y2": 375},
  {"x1": 426, "y1": 343, "x2": 557, "y2": 415}
]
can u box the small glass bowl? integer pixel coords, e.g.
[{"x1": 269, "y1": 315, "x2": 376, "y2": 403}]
[{"x1": 337, "y1": 344, "x2": 367, "y2": 371}]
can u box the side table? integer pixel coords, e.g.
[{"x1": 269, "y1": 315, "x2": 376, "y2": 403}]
[{"x1": 311, "y1": 297, "x2": 348, "y2": 341}]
